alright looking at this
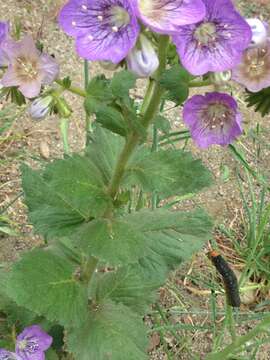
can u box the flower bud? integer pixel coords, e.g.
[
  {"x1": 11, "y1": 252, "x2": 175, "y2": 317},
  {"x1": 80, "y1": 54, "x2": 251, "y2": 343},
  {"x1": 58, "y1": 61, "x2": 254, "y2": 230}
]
[
  {"x1": 246, "y1": 18, "x2": 268, "y2": 48},
  {"x1": 210, "y1": 70, "x2": 232, "y2": 85},
  {"x1": 29, "y1": 95, "x2": 53, "y2": 120},
  {"x1": 126, "y1": 34, "x2": 159, "y2": 78}
]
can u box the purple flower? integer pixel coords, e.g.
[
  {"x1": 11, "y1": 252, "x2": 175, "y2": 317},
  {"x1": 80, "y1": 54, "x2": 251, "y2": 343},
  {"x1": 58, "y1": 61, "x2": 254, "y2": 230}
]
[
  {"x1": 183, "y1": 92, "x2": 242, "y2": 148},
  {"x1": 1, "y1": 36, "x2": 59, "y2": 98},
  {"x1": 134, "y1": 0, "x2": 206, "y2": 34},
  {"x1": 15, "y1": 325, "x2": 52, "y2": 360},
  {"x1": 0, "y1": 350, "x2": 20, "y2": 360},
  {"x1": 127, "y1": 34, "x2": 159, "y2": 78},
  {"x1": 232, "y1": 40, "x2": 270, "y2": 92},
  {"x1": 172, "y1": 0, "x2": 252, "y2": 75},
  {"x1": 58, "y1": 0, "x2": 140, "y2": 63},
  {"x1": 0, "y1": 21, "x2": 10, "y2": 66}
]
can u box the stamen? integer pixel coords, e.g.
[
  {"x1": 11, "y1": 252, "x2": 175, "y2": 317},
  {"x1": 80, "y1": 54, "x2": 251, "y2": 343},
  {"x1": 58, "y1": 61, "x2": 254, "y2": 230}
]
[
  {"x1": 112, "y1": 26, "x2": 118, "y2": 32},
  {"x1": 72, "y1": 21, "x2": 76, "y2": 26},
  {"x1": 81, "y1": 5, "x2": 87, "y2": 10},
  {"x1": 98, "y1": 15, "x2": 103, "y2": 21}
]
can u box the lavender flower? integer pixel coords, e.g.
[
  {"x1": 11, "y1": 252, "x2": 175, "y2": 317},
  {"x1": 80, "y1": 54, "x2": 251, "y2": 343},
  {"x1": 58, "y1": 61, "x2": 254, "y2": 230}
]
[
  {"x1": 58, "y1": 0, "x2": 139, "y2": 63},
  {"x1": 16, "y1": 325, "x2": 52, "y2": 360},
  {"x1": 0, "y1": 350, "x2": 20, "y2": 360},
  {"x1": 172, "y1": 0, "x2": 252, "y2": 75},
  {"x1": 0, "y1": 21, "x2": 10, "y2": 66},
  {"x1": 127, "y1": 34, "x2": 159, "y2": 78},
  {"x1": 246, "y1": 18, "x2": 268, "y2": 48},
  {"x1": 134, "y1": 0, "x2": 206, "y2": 34},
  {"x1": 183, "y1": 92, "x2": 242, "y2": 148},
  {"x1": 1, "y1": 36, "x2": 59, "y2": 98},
  {"x1": 232, "y1": 40, "x2": 270, "y2": 92}
]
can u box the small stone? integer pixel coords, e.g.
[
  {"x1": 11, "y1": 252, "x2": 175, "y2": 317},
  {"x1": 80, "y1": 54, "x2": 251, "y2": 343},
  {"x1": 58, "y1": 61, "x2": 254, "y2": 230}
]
[{"x1": 39, "y1": 141, "x2": 50, "y2": 159}]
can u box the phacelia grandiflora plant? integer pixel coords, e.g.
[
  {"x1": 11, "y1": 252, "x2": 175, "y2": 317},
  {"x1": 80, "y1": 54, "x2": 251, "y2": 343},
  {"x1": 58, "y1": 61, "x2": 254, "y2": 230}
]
[{"x1": 0, "y1": 1, "x2": 269, "y2": 359}]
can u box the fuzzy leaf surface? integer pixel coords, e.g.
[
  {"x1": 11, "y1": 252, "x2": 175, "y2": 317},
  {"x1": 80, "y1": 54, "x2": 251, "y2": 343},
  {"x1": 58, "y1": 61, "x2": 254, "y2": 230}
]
[
  {"x1": 125, "y1": 149, "x2": 212, "y2": 198},
  {"x1": 67, "y1": 301, "x2": 148, "y2": 360},
  {"x1": 75, "y1": 208, "x2": 212, "y2": 268},
  {"x1": 110, "y1": 70, "x2": 137, "y2": 98},
  {"x1": 22, "y1": 155, "x2": 111, "y2": 238},
  {"x1": 6, "y1": 249, "x2": 88, "y2": 327}
]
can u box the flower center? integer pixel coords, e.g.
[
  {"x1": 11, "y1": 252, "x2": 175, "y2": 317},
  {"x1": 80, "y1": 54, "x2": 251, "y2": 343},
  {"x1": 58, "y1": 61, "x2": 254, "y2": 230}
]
[
  {"x1": 18, "y1": 339, "x2": 39, "y2": 354},
  {"x1": 110, "y1": 6, "x2": 130, "y2": 28},
  {"x1": 194, "y1": 22, "x2": 217, "y2": 45},
  {"x1": 15, "y1": 56, "x2": 38, "y2": 80},
  {"x1": 202, "y1": 103, "x2": 232, "y2": 130},
  {"x1": 246, "y1": 47, "x2": 268, "y2": 76}
]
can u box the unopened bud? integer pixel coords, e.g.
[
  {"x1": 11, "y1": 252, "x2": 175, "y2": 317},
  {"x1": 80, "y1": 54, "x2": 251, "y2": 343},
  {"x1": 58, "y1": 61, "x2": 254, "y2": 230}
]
[
  {"x1": 210, "y1": 70, "x2": 232, "y2": 85},
  {"x1": 246, "y1": 18, "x2": 268, "y2": 48},
  {"x1": 29, "y1": 95, "x2": 53, "y2": 120},
  {"x1": 126, "y1": 34, "x2": 159, "y2": 78}
]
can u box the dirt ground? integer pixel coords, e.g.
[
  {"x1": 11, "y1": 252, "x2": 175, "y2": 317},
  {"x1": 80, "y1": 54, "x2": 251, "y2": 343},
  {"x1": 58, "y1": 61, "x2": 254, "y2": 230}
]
[{"x1": 1, "y1": 1, "x2": 270, "y2": 359}]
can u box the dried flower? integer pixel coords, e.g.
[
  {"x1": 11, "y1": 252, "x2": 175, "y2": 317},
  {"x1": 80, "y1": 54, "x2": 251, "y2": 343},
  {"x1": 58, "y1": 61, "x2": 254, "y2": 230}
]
[
  {"x1": 127, "y1": 34, "x2": 159, "y2": 78},
  {"x1": 16, "y1": 325, "x2": 52, "y2": 360},
  {"x1": 1, "y1": 36, "x2": 59, "y2": 98},
  {"x1": 58, "y1": 0, "x2": 139, "y2": 63},
  {"x1": 134, "y1": 0, "x2": 206, "y2": 34},
  {"x1": 183, "y1": 92, "x2": 242, "y2": 148},
  {"x1": 172, "y1": 0, "x2": 252, "y2": 75},
  {"x1": 232, "y1": 40, "x2": 270, "y2": 92}
]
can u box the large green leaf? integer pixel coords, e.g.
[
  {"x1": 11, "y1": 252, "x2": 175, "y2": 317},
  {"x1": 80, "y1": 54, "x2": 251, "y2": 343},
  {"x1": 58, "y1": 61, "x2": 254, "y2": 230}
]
[
  {"x1": 95, "y1": 105, "x2": 129, "y2": 137},
  {"x1": 6, "y1": 249, "x2": 88, "y2": 327},
  {"x1": 22, "y1": 155, "x2": 112, "y2": 238},
  {"x1": 84, "y1": 75, "x2": 113, "y2": 114},
  {"x1": 74, "y1": 208, "x2": 212, "y2": 267},
  {"x1": 125, "y1": 148, "x2": 212, "y2": 198},
  {"x1": 110, "y1": 70, "x2": 137, "y2": 98},
  {"x1": 160, "y1": 64, "x2": 190, "y2": 105},
  {"x1": 86, "y1": 125, "x2": 124, "y2": 185},
  {"x1": 67, "y1": 300, "x2": 148, "y2": 360},
  {"x1": 90, "y1": 264, "x2": 161, "y2": 315}
]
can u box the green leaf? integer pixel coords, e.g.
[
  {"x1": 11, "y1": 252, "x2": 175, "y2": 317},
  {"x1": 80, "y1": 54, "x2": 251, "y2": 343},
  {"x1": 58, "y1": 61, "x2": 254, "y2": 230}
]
[
  {"x1": 84, "y1": 75, "x2": 113, "y2": 114},
  {"x1": 67, "y1": 301, "x2": 148, "y2": 360},
  {"x1": 90, "y1": 263, "x2": 161, "y2": 315},
  {"x1": 160, "y1": 64, "x2": 190, "y2": 105},
  {"x1": 155, "y1": 115, "x2": 171, "y2": 135},
  {"x1": 6, "y1": 249, "x2": 88, "y2": 327},
  {"x1": 86, "y1": 125, "x2": 124, "y2": 185},
  {"x1": 95, "y1": 105, "x2": 129, "y2": 137},
  {"x1": 46, "y1": 349, "x2": 59, "y2": 360},
  {"x1": 245, "y1": 87, "x2": 270, "y2": 117},
  {"x1": 22, "y1": 155, "x2": 112, "y2": 238},
  {"x1": 125, "y1": 148, "x2": 212, "y2": 198},
  {"x1": 110, "y1": 70, "x2": 137, "y2": 98},
  {"x1": 74, "y1": 208, "x2": 212, "y2": 267}
]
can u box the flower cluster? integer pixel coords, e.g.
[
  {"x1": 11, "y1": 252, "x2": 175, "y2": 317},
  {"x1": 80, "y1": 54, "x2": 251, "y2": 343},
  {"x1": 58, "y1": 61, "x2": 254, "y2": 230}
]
[
  {"x1": 0, "y1": 0, "x2": 269, "y2": 148},
  {"x1": 0, "y1": 325, "x2": 52, "y2": 360}
]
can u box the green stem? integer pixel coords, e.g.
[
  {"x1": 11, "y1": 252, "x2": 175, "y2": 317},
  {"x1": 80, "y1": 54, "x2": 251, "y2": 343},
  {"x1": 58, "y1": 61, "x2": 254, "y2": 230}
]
[
  {"x1": 107, "y1": 35, "x2": 170, "y2": 200},
  {"x1": 206, "y1": 316, "x2": 270, "y2": 360},
  {"x1": 84, "y1": 60, "x2": 92, "y2": 144},
  {"x1": 60, "y1": 118, "x2": 70, "y2": 155},
  {"x1": 189, "y1": 79, "x2": 212, "y2": 88},
  {"x1": 55, "y1": 79, "x2": 87, "y2": 97}
]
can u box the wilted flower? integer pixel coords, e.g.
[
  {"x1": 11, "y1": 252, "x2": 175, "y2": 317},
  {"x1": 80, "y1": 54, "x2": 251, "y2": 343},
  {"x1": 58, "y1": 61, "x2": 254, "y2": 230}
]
[
  {"x1": 127, "y1": 34, "x2": 159, "y2": 78},
  {"x1": 246, "y1": 18, "x2": 268, "y2": 48},
  {"x1": 16, "y1": 325, "x2": 52, "y2": 360},
  {"x1": 58, "y1": 0, "x2": 139, "y2": 63},
  {"x1": 232, "y1": 40, "x2": 270, "y2": 92},
  {"x1": 183, "y1": 92, "x2": 242, "y2": 148},
  {"x1": 172, "y1": 0, "x2": 252, "y2": 75},
  {"x1": 0, "y1": 349, "x2": 20, "y2": 360},
  {"x1": 1, "y1": 36, "x2": 59, "y2": 98},
  {"x1": 134, "y1": 0, "x2": 206, "y2": 34},
  {"x1": 29, "y1": 95, "x2": 53, "y2": 120},
  {"x1": 0, "y1": 21, "x2": 10, "y2": 66}
]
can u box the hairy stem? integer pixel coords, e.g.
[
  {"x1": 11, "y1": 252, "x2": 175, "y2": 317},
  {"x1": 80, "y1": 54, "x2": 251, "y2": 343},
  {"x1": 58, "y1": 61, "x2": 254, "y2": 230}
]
[
  {"x1": 81, "y1": 256, "x2": 99, "y2": 284},
  {"x1": 55, "y1": 79, "x2": 87, "y2": 97},
  {"x1": 84, "y1": 60, "x2": 92, "y2": 144},
  {"x1": 108, "y1": 35, "x2": 169, "y2": 200}
]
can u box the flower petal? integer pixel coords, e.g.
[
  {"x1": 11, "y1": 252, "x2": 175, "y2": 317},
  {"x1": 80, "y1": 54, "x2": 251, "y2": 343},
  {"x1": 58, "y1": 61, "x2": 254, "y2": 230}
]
[
  {"x1": 135, "y1": 0, "x2": 206, "y2": 34},
  {"x1": 39, "y1": 54, "x2": 60, "y2": 84}
]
